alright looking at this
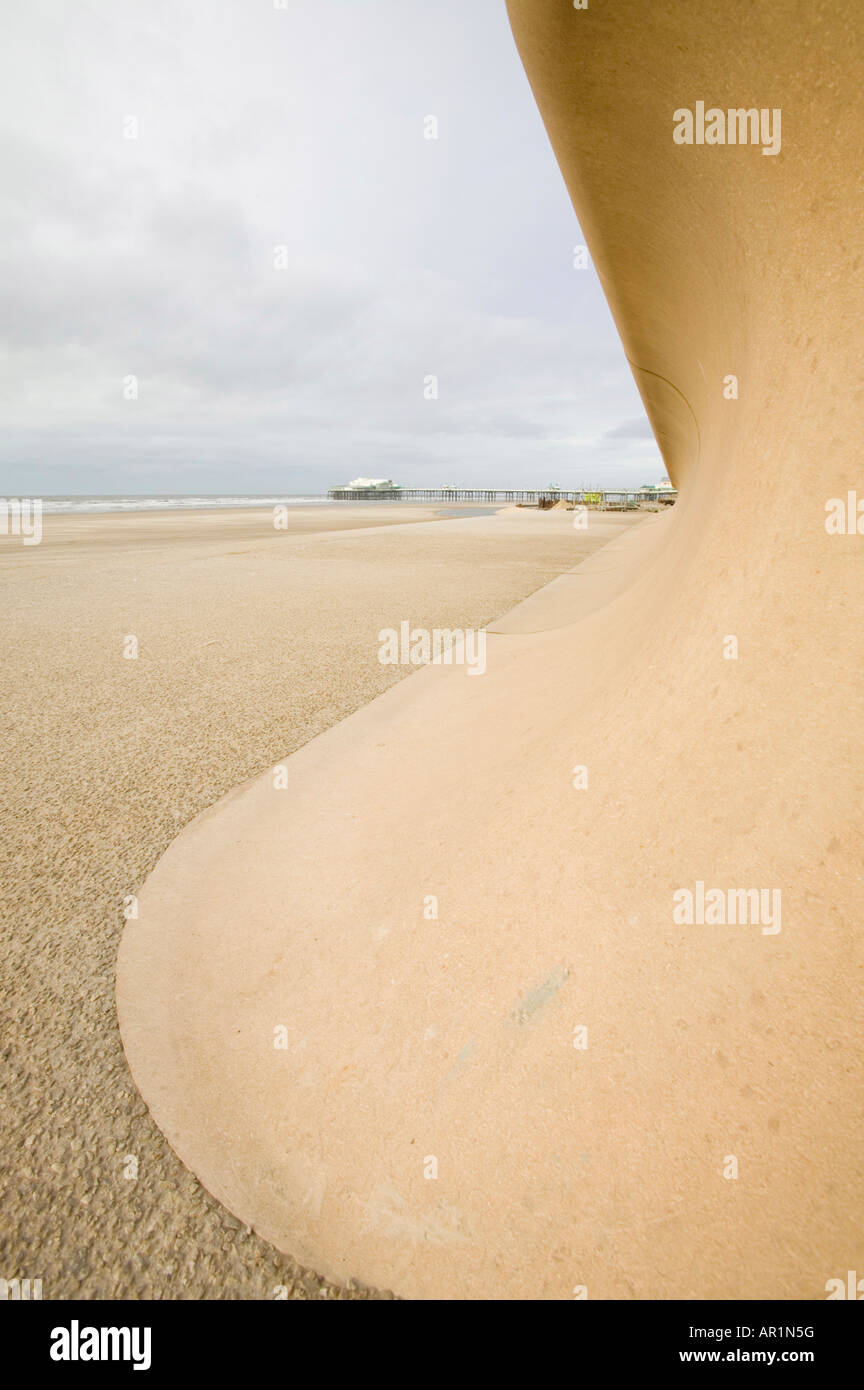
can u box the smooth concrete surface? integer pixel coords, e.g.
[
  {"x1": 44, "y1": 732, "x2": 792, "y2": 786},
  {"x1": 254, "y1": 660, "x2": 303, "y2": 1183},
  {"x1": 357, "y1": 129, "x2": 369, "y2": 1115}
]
[{"x1": 117, "y1": 0, "x2": 864, "y2": 1298}]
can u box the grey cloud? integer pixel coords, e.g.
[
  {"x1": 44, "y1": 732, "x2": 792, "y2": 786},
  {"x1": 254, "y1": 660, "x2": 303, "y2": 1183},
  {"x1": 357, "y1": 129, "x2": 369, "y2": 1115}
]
[
  {"x1": 603, "y1": 418, "x2": 656, "y2": 440},
  {"x1": 0, "y1": 0, "x2": 663, "y2": 494}
]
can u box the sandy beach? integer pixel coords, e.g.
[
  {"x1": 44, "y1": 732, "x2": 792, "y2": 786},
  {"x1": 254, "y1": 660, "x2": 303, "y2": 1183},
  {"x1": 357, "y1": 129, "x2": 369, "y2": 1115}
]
[{"x1": 0, "y1": 502, "x2": 641, "y2": 1298}]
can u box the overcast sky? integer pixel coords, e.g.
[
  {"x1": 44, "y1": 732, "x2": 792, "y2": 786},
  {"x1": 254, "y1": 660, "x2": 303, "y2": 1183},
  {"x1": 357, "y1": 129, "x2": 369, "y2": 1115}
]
[{"x1": 0, "y1": 0, "x2": 664, "y2": 496}]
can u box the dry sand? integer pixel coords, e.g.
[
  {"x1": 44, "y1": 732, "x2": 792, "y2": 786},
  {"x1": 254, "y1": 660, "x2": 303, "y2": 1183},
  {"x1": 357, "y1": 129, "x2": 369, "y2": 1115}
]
[
  {"x1": 0, "y1": 502, "x2": 638, "y2": 1298},
  {"x1": 115, "y1": 0, "x2": 863, "y2": 1299}
]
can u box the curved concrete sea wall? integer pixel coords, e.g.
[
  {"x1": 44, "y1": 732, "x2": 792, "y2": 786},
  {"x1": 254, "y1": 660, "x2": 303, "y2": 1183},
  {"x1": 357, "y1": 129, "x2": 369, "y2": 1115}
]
[{"x1": 116, "y1": 0, "x2": 864, "y2": 1298}]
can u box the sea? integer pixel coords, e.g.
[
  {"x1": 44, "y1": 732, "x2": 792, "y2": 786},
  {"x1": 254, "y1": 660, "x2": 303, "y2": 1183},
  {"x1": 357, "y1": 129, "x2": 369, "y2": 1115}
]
[
  {"x1": 38, "y1": 494, "x2": 335, "y2": 515},
  {"x1": 36, "y1": 495, "x2": 500, "y2": 518}
]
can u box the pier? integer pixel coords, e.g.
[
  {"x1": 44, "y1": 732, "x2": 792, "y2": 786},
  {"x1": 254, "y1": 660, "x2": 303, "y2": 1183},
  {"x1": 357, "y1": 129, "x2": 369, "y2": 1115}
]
[{"x1": 327, "y1": 486, "x2": 676, "y2": 506}]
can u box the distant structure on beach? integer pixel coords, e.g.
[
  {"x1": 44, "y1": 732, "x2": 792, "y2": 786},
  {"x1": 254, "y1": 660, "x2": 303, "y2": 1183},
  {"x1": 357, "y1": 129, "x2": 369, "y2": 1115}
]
[
  {"x1": 338, "y1": 476, "x2": 401, "y2": 494},
  {"x1": 328, "y1": 481, "x2": 677, "y2": 505},
  {"x1": 639, "y1": 476, "x2": 675, "y2": 495}
]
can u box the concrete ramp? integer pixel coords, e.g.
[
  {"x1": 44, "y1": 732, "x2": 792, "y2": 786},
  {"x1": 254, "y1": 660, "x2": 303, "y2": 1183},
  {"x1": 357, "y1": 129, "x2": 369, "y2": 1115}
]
[{"x1": 117, "y1": 0, "x2": 864, "y2": 1298}]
